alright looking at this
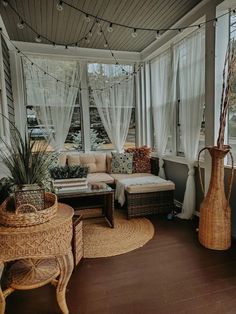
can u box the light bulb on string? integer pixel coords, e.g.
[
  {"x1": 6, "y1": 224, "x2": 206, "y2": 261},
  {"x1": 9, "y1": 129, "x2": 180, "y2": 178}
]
[
  {"x1": 56, "y1": 1, "x2": 63, "y2": 11},
  {"x1": 178, "y1": 28, "x2": 182, "y2": 33},
  {"x1": 155, "y1": 30, "x2": 161, "y2": 39},
  {"x1": 88, "y1": 30, "x2": 92, "y2": 37},
  {"x1": 85, "y1": 37, "x2": 90, "y2": 44},
  {"x1": 85, "y1": 14, "x2": 91, "y2": 23},
  {"x1": 96, "y1": 20, "x2": 101, "y2": 28},
  {"x1": 97, "y1": 29, "x2": 102, "y2": 36},
  {"x1": 107, "y1": 23, "x2": 113, "y2": 33},
  {"x1": 213, "y1": 18, "x2": 218, "y2": 27},
  {"x1": 35, "y1": 35, "x2": 42, "y2": 43},
  {"x1": 17, "y1": 20, "x2": 24, "y2": 30},
  {"x1": 131, "y1": 28, "x2": 138, "y2": 38},
  {"x1": 2, "y1": 1, "x2": 8, "y2": 7},
  {"x1": 104, "y1": 41, "x2": 108, "y2": 48}
]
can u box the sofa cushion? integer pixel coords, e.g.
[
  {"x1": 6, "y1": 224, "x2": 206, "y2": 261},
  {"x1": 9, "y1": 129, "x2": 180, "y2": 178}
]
[
  {"x1": 67, "y1": 153, "x2": 107, "y2": 173},
  {"x1": 58, "y1": 153, "x2": 67, "y2": 167},
  {"x1": 126, "y1": 180, "x2": 175, "y2": 193},
  {"x1": 110, "y1": 172, "x2": 154, "y2": 183},
  {"x1": 87, "y1": 173, "x2": 114, "y2": 184},
  {"x1": 67, "y1": 154, "x2": 81, "y2": 167},
  {"x1": 125, "y1": 146, "x2": 151, "y2": 173},
  {"x1": 111, "y1": 152, "x2": 133, "y2": 174}
]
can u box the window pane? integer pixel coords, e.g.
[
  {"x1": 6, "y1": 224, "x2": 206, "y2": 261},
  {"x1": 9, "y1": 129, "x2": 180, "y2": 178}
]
[
  {"x1": 65, "y1": 105, "x2": 82, "y2": 151},
  {"x1": 27, "y1": 97, "x2": 82, "y2": 151},
  {"x1": 87, "y1": 63, "x2": 135, "y2": 151}
]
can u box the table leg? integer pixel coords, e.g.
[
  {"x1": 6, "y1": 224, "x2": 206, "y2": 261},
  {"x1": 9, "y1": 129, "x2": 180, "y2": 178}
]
[
  {"x1": 56, "y1": 252, "x2": 74, "y2": 314},
  {"x1": 104, "y1": 192, "x2": 114, "y2": 228},
  {"x1": 0, "y1": 262, "x2": 5, "y2": 314}
]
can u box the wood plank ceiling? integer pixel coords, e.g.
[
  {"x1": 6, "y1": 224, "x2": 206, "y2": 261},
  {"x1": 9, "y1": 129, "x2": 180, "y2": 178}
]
[{"x1": 0, "y1": 0, "x2": 203, "y2": 52}]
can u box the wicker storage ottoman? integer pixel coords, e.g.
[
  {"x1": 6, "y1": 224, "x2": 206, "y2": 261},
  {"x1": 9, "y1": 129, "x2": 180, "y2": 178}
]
[
  {"x1": 125, "y1": 181, "x2": 175, "y2": 219},
  {"x1": 72, "y1": 214, "x2": 83, "y2": 268}
]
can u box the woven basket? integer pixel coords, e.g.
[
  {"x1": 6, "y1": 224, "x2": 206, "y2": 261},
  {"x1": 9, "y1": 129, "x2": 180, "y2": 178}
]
[{"x1": 0, "y1": 192, "x2": 58, "y2": 227}]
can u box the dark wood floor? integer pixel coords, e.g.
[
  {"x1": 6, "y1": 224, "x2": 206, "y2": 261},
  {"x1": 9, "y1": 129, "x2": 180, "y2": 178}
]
[{"x1": 5, "y1": 214, "x2": 236, "y2": 314}]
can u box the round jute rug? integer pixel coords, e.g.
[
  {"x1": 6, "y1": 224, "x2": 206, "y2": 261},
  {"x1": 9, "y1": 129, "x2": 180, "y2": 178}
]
[{"x1": 83, "y1": 210, "x2": 155, "y2": 258}]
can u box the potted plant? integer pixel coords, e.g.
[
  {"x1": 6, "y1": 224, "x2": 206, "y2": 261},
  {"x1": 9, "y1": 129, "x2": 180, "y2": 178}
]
[{"x1": 0, "y1": 117, "x2": 57, "y2": 210}]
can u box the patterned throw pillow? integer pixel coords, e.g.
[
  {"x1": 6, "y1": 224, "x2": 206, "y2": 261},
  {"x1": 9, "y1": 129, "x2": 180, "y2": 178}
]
[
  {"x1": 125, "y1": 146, "x2": 151, "y2": 173},
  {"x1": 111, "y1": 152, "x2": 133, "y2": 174}
]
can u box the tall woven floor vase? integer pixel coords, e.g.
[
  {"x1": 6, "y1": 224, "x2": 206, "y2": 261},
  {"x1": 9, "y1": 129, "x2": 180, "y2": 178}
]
[{"x1": 198, "y1": 146, "x2": 234, "y2": 250}]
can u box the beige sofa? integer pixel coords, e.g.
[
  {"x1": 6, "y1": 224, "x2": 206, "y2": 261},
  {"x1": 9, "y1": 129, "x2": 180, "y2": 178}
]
[
  {"x1": 60, "y1": 152, "x2": 158, "y2": 185},
  {"x1": 59, "y1": 152, "x2": 175, "y2": 218}
]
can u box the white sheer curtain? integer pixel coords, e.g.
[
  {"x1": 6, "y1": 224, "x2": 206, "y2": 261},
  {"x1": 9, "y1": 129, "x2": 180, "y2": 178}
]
[
  {"x1": 177, "y1": 29, "x2": 205, "y2": 219},
  {"x1": 151, "y1": 49, "x2": 177, "y2": 178},
  {"x1": 23, "y1": 56, "x2": 81, "y2": 151},
  {"x1": 135, "y1": 63, "x2": 152, "y2": 147},
  {"x1": 88, "y1": 63, "x2": 134, "y2": 152}
]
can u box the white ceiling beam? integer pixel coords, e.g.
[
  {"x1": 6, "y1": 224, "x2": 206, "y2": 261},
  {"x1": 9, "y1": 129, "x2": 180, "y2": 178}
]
[{"x1": 12, "y1": 41, "x2": 141, "y2": 64}]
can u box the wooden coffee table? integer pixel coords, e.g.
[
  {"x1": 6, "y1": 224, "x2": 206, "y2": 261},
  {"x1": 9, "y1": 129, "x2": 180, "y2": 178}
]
[{"x1": 57, "y1": 184, "x2": 114, "y2": 228}]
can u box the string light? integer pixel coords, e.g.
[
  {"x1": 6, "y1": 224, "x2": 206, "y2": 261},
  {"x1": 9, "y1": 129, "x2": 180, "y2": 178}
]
[
  {"x1": 155, "y1": 30, "x2": 161, "y2": 39},
  {"x1": 97, "y1": 29, "x2": 102, "y2": 36},
  {"x1": 88, "y1": 30, "x2": 93, "y2": 37},
  {"x1": 56, "y1": 1, "x2": 63, "y2": 11},
  {"x1": 213, "y1": 18, "x2": 218, "y2": 27},
  {"x1": 131, "y1": 28, "x2": 137, "y2": 38},
  {"x1": 4, "y1": 0, "x2": 236, "y2": 49},
  {"x1": 85, "y1": 37, "x2": 90, "y2": 44},
  {"x1": 96, "y1": 20, "x2": 101, "y2": 27},
  {"x1": 2, "y1": 0, "x2": 8, "y2": 7},
  {"x1": 3, "y1": 0, "x2": 236, "y2": 92},
  {"x1": 17, "y1": 20, "x2": 24, "y2": 30},
  {"x1": 35, "y1": 35, "x2": 42, "y2": 43},
  {"x1": 85, "y1": 14, "x2": 90, "y2": 23},
  {"x1": 107, "y1": 23, "x2": 113, "y2": 33}
]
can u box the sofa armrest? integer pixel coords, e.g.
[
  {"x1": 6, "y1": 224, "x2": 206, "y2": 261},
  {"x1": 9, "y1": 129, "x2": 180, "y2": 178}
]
[{"x1": 150, "y1": 157, "x2": 159, "y2": 176}]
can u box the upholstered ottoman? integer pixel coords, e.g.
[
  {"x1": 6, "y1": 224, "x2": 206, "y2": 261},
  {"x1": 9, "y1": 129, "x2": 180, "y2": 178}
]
[{"x1": 115, "y1": 176, "x2": 175, "y2": 219}]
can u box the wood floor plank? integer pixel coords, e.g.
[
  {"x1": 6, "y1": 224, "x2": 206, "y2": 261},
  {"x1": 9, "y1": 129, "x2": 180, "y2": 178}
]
[{"x1": 5, "y1": 214, "x2": 236, "y2": 314}]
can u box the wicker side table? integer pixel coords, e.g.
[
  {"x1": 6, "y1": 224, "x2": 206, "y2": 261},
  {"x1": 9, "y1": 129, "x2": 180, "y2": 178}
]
[
  {"x1": 0, "y1": 203, "x2": 74, "y2": 314},
  {"x1": 72, "y1": 214, "x2": 83, "y2": 268}
]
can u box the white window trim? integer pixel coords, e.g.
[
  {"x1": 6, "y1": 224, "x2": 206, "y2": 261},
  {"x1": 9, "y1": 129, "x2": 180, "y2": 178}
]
[{"x1": 0, "y1": 35, "x2": 10, "y2": 144}]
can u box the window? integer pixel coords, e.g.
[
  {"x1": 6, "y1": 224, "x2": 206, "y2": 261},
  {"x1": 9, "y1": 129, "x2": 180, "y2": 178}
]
[
  {"x1": 87, "y1": 63, "x2": 135, "y2": 151},
  {"x1": 23, "y1": 56, "x2": 82, "y2": 151},
  {"x1": 88, "y1": 86, "x2": 112, "y2": 150},
  {"x1": 23, "y1": 58, "x2": 135, "y2": 152}
]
